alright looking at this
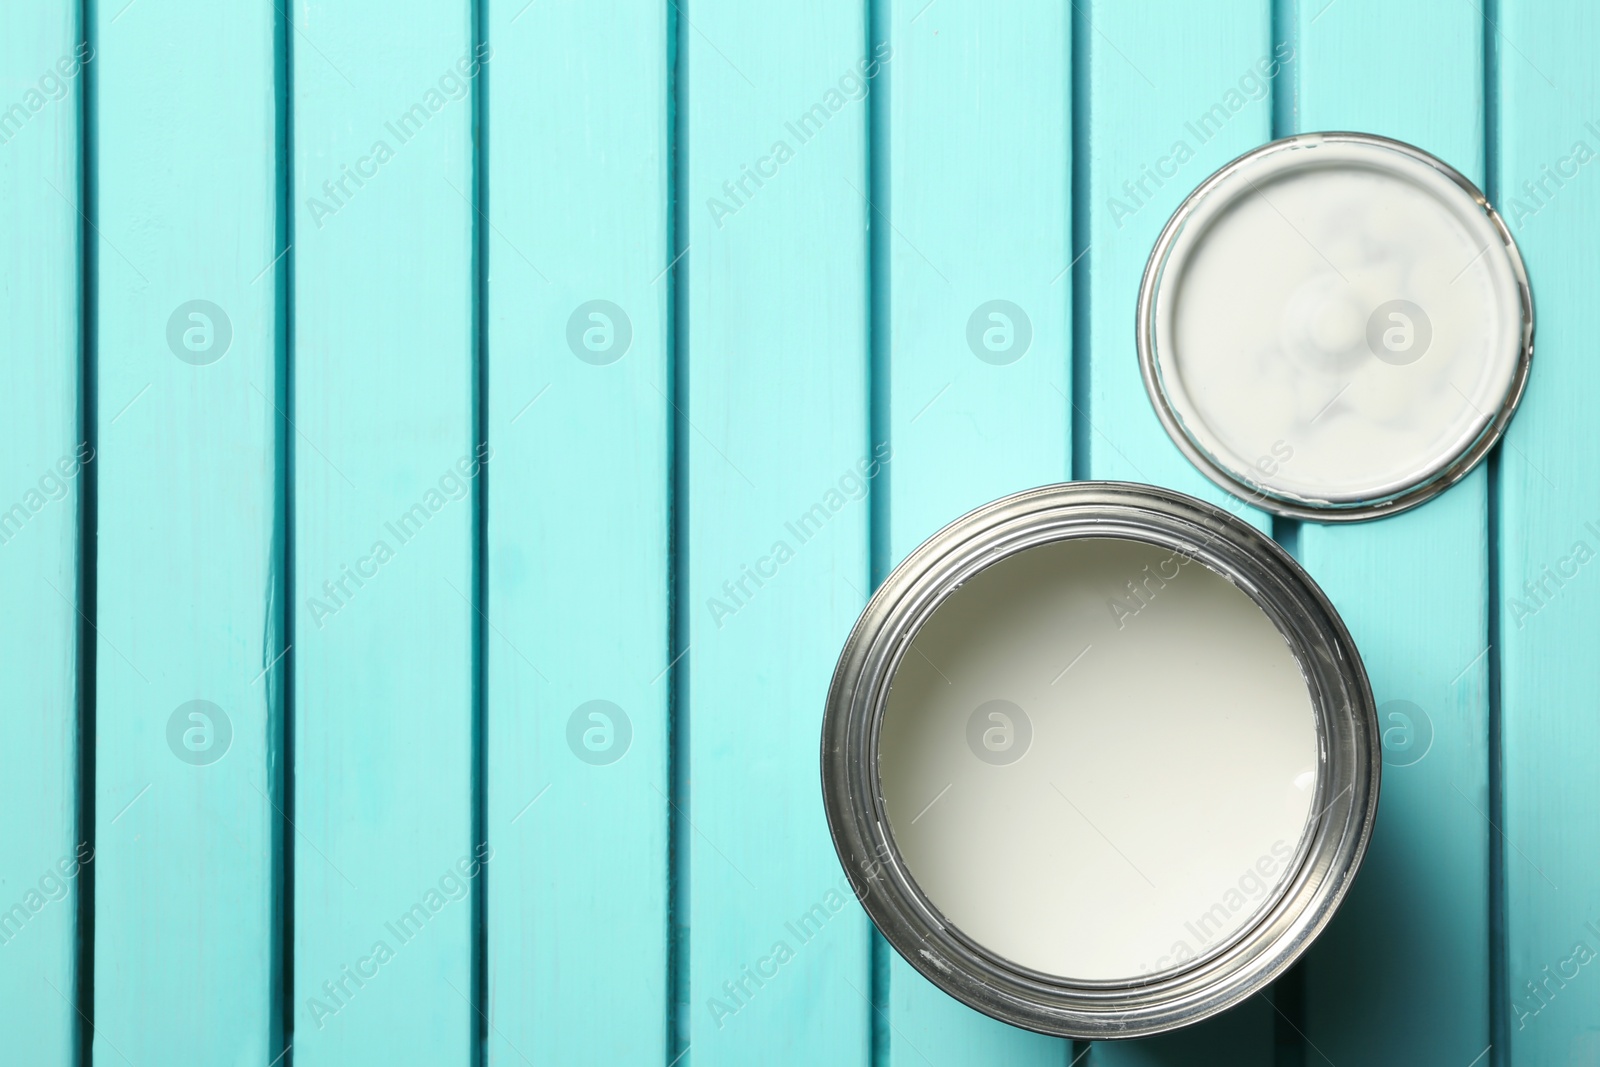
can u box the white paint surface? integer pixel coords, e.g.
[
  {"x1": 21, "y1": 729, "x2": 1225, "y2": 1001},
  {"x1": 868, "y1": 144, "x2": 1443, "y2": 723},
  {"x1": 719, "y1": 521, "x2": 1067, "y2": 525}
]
[
  {"x1": 878, "y1": 537, "x2": 1319, "y2": 981},
  {"x1": 1151, "y1": 137, "x2": 1524, "y2": 504}
]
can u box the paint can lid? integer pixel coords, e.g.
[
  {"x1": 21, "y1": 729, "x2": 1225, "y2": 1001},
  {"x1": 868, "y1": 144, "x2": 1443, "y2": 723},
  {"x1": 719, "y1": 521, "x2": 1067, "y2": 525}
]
[{"x1": 1138, "y1": 132, "x2": 1533, "y2": 521}]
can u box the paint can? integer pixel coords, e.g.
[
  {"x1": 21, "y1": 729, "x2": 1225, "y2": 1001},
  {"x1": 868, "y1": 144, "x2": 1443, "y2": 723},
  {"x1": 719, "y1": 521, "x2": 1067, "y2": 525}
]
[{"x1": 821, "y1": 482, "x2": 1379, "y2": 1038}]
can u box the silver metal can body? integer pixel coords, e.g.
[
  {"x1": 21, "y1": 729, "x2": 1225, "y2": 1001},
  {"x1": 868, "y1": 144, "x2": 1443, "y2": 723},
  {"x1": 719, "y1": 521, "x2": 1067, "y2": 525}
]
[{"x1": 820, "y1": 482, "x2": 1380, "y2": 1039}]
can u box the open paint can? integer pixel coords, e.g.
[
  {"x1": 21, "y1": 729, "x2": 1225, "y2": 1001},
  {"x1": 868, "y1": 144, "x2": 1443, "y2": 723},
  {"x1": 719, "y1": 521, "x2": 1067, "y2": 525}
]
[
  {"x1": 821, "y1": 483, "x2": 1379, "y2": 1038},
  {"x1": 1139, "y1": 132, "x2": 1533, "y2": 520}
]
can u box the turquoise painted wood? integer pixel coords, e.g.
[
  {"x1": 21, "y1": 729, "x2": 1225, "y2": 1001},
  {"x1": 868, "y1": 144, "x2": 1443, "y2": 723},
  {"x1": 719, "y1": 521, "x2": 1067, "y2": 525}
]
[
  {"x1": 0, "y1": 4, "x2": 82, "y2": 1062},
  {"x1": 682, "y1": 3, "x2": 873, "y2": 1063},
  {"x1": 484, "y1": 0, "x2": 671, "y2": 1063},
  {"x1": 91, "y1": 0, "x2": 281, "y2": 1062},
  {"x1": 1089, "y1": 1001, "x2": 1275, "y2": 1067},
  {"x1": 1082, "y1": 2, "x2": 1278, "y2": 1064},
  {"x1": 1082, "y1": 0, "x2": 1277, "y2": 536},
  {"x1": 291, "y1": 2, "x2": 476, "y2": 1063},
  {"x1": 5, "y1": 2, "x2": 1600, "y2": 1064},
  {"x1": 1496, "y1": 4, "x2": 1600, "y2": 1064},
  {"x1": 1294, "y1": 4, "x2": 1495, "y2": 1065},
  {"x1": 880, "y1": 2, "x2": 1072, "y2": 1064}
]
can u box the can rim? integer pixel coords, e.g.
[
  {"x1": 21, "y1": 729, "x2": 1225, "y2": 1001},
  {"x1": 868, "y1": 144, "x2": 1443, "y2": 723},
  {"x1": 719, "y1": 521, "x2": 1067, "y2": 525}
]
[
  {"x1": 1135, "y1": 131, "x2": 1534, "y2": 522},
  {"x1": 820, "y1": 481, "x2": 1381, "y2": 1038}
]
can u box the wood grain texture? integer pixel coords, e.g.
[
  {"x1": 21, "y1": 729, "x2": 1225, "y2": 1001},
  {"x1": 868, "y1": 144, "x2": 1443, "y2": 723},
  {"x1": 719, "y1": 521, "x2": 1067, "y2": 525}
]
[
  {"x1": 90, "y1": 0, "x2": 280, "y2": 1061},
  {"x1": 879, "y1": 1, "x2": 1073, "y2": 1063},
  {"x1": 7, "y1": 3, "x2": 1600, "y2": 1062},
  {"x1": 1085, "y1": 998, "x2": 1274, "y2": 1067},
  {"x1": 0, "y1": 4, "x2": 83, "y2": 1062},
  {"x1": 1082, "y1": 0, "x2": 1276, "y2": 536},
  {"x1": 1495, "y1": 3, "x2": 1600, "y2": 1064},
  {"x1": 291, "y1": 3, "x2": 476, "y2": 1062},
  {"x1": 1083, "y1": 1, "x2": 1276, "y2": 1061},
  {"x1": 1293, "y1": 4, "x2": 1494, "y2": 1065},
  {"x1": 683, "y1": 2, "x2": 873, "y2": 1062},
  {"x1": 483, "y1": 0, "x2": 671, "y2": 1063}
]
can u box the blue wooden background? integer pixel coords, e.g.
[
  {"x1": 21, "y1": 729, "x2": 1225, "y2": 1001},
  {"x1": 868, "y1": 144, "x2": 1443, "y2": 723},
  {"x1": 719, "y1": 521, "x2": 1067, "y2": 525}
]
[{"x1": 2, "y1": 1, "x2": 1596, "y2": 1064}]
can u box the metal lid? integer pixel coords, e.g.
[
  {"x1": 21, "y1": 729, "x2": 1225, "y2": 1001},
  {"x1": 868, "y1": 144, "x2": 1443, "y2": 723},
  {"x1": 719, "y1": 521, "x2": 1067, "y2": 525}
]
[{"x1": 1138, "y1": 132, "x2": 1533, "y2": 521}]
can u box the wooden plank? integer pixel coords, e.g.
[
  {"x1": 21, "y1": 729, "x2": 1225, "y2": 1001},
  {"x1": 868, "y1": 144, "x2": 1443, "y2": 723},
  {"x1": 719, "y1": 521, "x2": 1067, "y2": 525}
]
[
  {"x1": 482, "y1": 0, "x2": 670, "y2": 1063},
  {"x1": 0, "y1": 4, "x2": 84, "y2": 1061},
  {"x1": 1082, "y1": 1, "x2": 1278, "y2": 1063},
  {"x1": 879, "y1": 1, "x2": 1072, "y2": 1063},
  {"x1": 1495, "y1": 3, "x2": 1600, "y2": 1063},
  {"x1": 291, "y1": 4, "x2": 476, "y2": 1062},
  {"x1": 1291, "y1": 4, "x2": 1493, "y2": 1065},
  {"x1": 89, "y1": 2, "x2": 280, "y2": 1062},
  {"x1": 1082, "y1": 0, "x2": 1277, "y2": 534},
  {"x1": 1076, "y1": 1, "x2": 1290, "y2": 1062},
  {"x1": 1085, "y1": 1000, "x2": 1275, "y2": 1067},
  {"x1": 683, "y1": 3, "x2": 872, "y2": 1063}
]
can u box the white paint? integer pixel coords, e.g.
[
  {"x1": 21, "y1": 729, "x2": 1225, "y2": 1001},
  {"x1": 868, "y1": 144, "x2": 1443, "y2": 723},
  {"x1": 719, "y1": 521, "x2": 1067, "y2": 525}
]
[
  {"x1": 878, "y1": 537, "x2": 1318, "y2": 981},
  {"x1": 1151, "y1": 137, "x2": 1524, "y2": 505}
]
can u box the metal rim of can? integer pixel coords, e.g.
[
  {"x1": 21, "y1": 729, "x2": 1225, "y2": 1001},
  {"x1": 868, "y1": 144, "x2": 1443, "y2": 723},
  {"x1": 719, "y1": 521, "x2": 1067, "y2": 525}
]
[
  {"x1": 820, "y1": 482, "x2": 1381, "y2": 1039},
  {"x1": 1136, "y1": 131, "x2": 1535, "y2": 522}
]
